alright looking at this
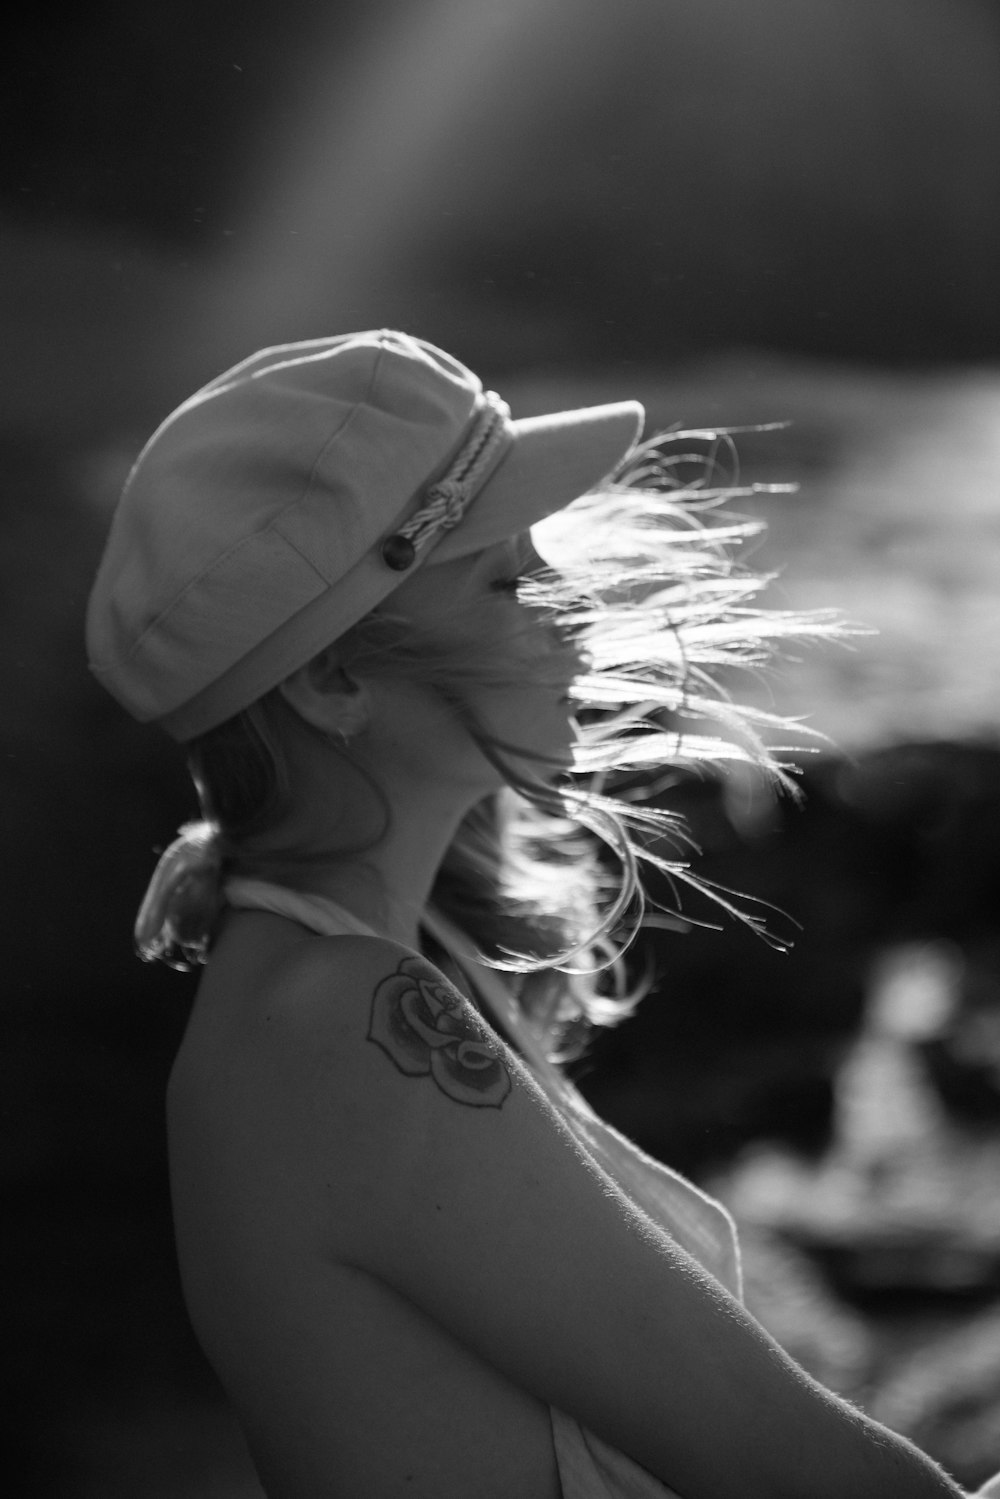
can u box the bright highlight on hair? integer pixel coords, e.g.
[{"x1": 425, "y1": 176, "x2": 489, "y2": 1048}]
[{"x1": 139, "y1": 427, "x2": 847, "y2": 1060}]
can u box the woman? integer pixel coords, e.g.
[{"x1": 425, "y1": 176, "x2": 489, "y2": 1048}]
[{"x1": 87, "y1": 330, "x2": 991, "y2": 1497}]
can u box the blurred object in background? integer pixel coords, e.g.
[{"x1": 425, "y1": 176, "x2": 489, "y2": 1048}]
[
  {"x1": 3, "y1": 0, "x2": 1000, "y2": 430},
  {"x1": 173, "y1": 0, "x2": 1000, "y2": 371},
  {"x1": 580, "y1": 744, "x2": 1000, "y2": 1173},
  {"x1": 711, "y1": 939, "x2": 1000, "y2": 1492},
  {"x1": 868, "y1": 1303, "x2": 1000, "y2": 1492},
  {"x1": 918, "y1": 937, "x2": 1000, "y2": 1129},
  {"x1": 715, "y1": 941, "x2": 1000, "y2": 1300}
]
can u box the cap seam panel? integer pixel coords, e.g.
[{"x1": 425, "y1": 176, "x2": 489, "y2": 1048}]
[
  {"x1": 290, "y1": 338, "x2": 388, "y2": 543},
  {"x1": 114, "y1": 527, "x2": 328, "y2": 669},
  {"x1": 111, "y1": 347, "x2": 390, "y2": 669}
]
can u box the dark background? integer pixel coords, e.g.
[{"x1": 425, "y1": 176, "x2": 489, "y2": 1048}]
[{"x1": 5, "y1": 2, "x2": 1000, "y2": 1492}]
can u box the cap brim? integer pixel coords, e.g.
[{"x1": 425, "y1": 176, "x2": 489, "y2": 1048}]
[
  {"x1": 158, "y1": 398, "x2": 643, "y2": 739},
  {"x1": 428, "y1": 400, "x2": 644, "y2": 563}
]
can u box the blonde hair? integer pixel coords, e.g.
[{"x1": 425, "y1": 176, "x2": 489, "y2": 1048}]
[{"x1": 139, "y1": 429, "x2": 841, "y2": 1058}]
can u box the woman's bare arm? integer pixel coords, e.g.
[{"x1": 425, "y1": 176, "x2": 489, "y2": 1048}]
[
  {"x1": 557, "y1": 1088, "x2": 744, "y2": 1298},
  {"x1": 241, "y1": 935, "x2": 966, "y2": 1499}
]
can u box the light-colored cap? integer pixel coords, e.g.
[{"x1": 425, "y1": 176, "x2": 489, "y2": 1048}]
[{"x1": 86, "y1": 329, "x2": 643, "y2": 740}]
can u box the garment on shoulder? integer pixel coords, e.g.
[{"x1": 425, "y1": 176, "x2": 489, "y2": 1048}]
[
  {"x1": 549, "y1": 1407, "x2": 687, "y2": 1499},
  {"x1": 224, "y1": 877, "x2": 738, "y2": 1499}
]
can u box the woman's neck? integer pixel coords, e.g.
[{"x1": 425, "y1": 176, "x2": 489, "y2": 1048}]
[
  {"x1": 236, "y1": 786, "x2": 485, "y2": 951},
  {"x1": 231, "y1": 696, "x2": 502, "y2": 949}
]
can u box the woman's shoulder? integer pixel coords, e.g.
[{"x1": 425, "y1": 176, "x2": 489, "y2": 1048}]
[
  {"x1": 169, "y1": 929, "x2": 468, "y2": 1262},
  {"x1": 193, "y1": 917, "x2": 410, "y2": 1037},
  {"x1": 250, "y1": 925, "x2": 417, "y2": 1029},
  {"x1": 171, "y1": 924, "x2": 411, "y2": 1137},
  {"x1": 185, "y1": 925, "x2": 417, "y2": 1107},
  {"x1": 256, "y1": 929, "x2": 518, "y2": 1113},
  {"x1": 235, "y1": 926, "x2": 499, "y2": 1089},
  {"x1": 180, "y1": 922, "x2": 513, "y2": 1152}
]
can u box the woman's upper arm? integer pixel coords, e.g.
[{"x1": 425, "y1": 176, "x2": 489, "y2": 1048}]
[
  {"x1": 268, "y1": 939, "x2": 962, "y2": 1499},
  {"x1": 563, "y1": 1099, "x2": 744, "y2": 1299}
]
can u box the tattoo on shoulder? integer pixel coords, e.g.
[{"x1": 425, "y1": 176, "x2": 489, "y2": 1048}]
[{"x1": 367, "y1": 956, "x2": 512, "y2": 1109}]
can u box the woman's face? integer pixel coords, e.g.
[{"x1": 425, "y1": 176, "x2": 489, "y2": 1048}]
[{"x1": 375, "y1": 531, "x2": 585, "y2": 782}]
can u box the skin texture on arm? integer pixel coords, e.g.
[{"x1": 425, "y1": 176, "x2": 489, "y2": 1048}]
[
  {"x1": 556, "y1": 1094, "x2": 744, "y2": 1300},
  {"x1": 172, "y1": 932, "x2": 967, "y2": 1499}
]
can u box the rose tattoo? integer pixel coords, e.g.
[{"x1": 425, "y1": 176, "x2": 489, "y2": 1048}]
[{"x1": 367, "y1": 956, "x2": 512, "y2": 1109}]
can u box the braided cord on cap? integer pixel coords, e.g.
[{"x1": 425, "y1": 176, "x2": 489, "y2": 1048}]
[{"x1": 381, "y1": 391, "x2": 511, "y2": 570}]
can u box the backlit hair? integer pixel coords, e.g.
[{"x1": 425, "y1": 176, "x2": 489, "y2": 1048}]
[{"x1": 157, "y1": 429, "x2": 843, "y2": 1058}]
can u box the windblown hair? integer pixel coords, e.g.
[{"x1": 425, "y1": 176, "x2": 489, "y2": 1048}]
[{"x1": 146, "y1": 429, "x2": 842, "y2": 1058}]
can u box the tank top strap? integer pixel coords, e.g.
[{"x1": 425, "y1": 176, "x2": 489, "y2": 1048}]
[
  {"x1": 549, "y1": 1407, "x2": 684, "y2": 1498},
  {"x1": 223, "y1": 876, "x2": 383, "y2": 939}
]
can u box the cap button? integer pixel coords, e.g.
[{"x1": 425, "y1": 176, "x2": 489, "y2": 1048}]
[{"x1": 381, "y1": 534, "x2": 417, "y2": 571}]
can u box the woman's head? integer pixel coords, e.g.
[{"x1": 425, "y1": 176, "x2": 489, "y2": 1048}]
[
  {"x1": 98, "y1": 328, "x2": 844, "y2": 1053},
  {"x1": 187, "y1": 530, "x2": 587, "y2": 875},
  {"x1": 335, "y1": 533, "x2": 587, "y2": 777},
  {"x1": 85, "y1": 330, "x2": 641, "y2": 743}
]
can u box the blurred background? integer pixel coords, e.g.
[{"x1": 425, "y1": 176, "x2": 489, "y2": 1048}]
[{"x1": 5, "y1": 0, "x2": 1000, "y2": 1492}]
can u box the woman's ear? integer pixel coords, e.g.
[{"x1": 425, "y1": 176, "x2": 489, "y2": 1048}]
[{"x1": 278, "y1": 647, "x2": 370, "y2": 740}]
